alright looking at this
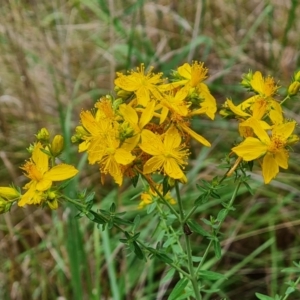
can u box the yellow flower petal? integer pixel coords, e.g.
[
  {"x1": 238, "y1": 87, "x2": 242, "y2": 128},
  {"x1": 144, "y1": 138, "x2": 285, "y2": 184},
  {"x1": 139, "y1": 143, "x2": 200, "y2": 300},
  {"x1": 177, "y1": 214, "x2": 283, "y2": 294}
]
[
  {"x1": 164, "y1": 158, "x2": 185, "y2": 179},
  {"x1": 262, "y1": 153, "x2": 279, "y2": 184},
  {"x1": 232, "y1": 137, "x2": 268, "y2": 161},
  {"x1": 274, "y1": 150, "x2": 289, "y2": 169},
  {"x1": 273, "y1": 121, "x2": 296, "y2": 139},
  {"x1": 18, "y1": 184, "x2": 43, "y2": 206},
  {"x1": 114, "y1": 148, "x2": 135, "y2": 165},
  {"x1": 139, "y1": 100, "x2": 155, "y2": 129},
  {"x1": 119, "y1": 104, "x2": 138, "y2": 125},
  {"x1": 36, "y1": 179, "x2": 52, "y2": 191},
  {"x1": 140, "y1": 130, "x2": 163, "y2": 155},
  {"x1": 181, "y1": 123, "x2": 211, "y2": 147},
  {"x1": 164, "y1": 126, "x2": 181, "y2": 149},
  {"x1": 45, "y1": 164, "x2": 78, "y2": 181},
  {"x1": 32, "y1": 142, "x2": 48, "y2": 173},
  {"x1": 143, "y1": 156, "x2": 165, "y2": 174}
]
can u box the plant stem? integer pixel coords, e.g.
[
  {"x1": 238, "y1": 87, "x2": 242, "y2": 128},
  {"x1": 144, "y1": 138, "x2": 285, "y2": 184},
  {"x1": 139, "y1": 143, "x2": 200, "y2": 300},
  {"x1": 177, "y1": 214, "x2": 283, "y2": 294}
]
[
  {"x1": 138, "y1": 171, "x2": 181, "y2": 219},
  {"x1": 195, "y1": 179, "x2": 242, "y2": 274},
  {"x1": 175, "y1": 181, "x2": 202, "y2": 300},
  {"x1": 62, "y1": 194, "x2": 190, "y2": 279}
]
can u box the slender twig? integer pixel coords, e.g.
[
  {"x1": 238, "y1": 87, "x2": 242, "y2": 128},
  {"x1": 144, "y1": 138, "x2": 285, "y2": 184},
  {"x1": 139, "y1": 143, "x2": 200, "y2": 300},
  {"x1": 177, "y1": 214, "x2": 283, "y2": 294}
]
[{"x1": 175, "y1": 181, "x2": 202, "y2": 300}]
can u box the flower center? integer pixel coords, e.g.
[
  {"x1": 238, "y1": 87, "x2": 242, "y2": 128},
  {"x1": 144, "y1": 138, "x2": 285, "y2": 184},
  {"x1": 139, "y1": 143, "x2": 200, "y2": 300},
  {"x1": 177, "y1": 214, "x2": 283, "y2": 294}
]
[{"x1": 268, "y1": 135, "x2": 285, "y2": 153}]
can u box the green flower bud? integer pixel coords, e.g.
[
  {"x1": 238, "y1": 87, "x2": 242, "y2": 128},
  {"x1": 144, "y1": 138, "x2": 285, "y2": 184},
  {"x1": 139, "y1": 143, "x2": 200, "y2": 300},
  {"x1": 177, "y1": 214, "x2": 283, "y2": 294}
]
[
  {"x1": 294, "y1": 70, "x2": 300, "y2": 82},
  {"x1": 36, "y1": 128, "x2": 50, "y2": 142},
  {"x1": 0, "y1": 198, "x2": 12, "y2": 214},
  {"x1": 241, "y1": 71, "x2": 253, "y2": 89}
]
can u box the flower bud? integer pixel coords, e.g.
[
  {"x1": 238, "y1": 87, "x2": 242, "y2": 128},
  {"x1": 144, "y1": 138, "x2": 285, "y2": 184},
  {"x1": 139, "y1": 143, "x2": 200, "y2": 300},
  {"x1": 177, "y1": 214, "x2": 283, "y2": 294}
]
[
  {"x1": 0, "y1": 198, "x2": 12, "y2": 214},
  {"x1": 51, "y1": 135, "x2": 64, "y2": 156},
  {"x1": 241, "y1": 71, "x2": 253, "y2": 89},
  {"x1": 47, "y1": 198, "x2": 58, "y2": 210},
  {"x1": 36, "y1": 128, "x2": 50, "y2": 142},
  {"x1": 294, "y1": 70, "x2": 300, "y2": 82},
  {"x1": 288, "y1": 81, "x2": 300, "y2": 96},
  {"x1": 0, "y1": 187, "x2": 20, "y2": 201}
]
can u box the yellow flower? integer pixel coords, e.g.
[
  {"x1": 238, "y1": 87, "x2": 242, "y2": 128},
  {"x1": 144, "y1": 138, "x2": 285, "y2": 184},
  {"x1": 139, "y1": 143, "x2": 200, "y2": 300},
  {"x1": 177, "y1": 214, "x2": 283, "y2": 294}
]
[
  {"x1": 250, "y1": 71, "x2": 279, "y2": 97},
  {"x1": 159, "y1": 88, "x2": 190, "y2": 124},
  {"x1": 138, "y1": 184, "x2": 176, "y2": 209},
  {"x1": 114, "y1": 64, "x2": 164, "y2": 106},
  {"x1": 189, "y1": 83, "x2": 217, "y2": 120},
  {"x1": 176, "y1": 61, "x2": 208, "y2": 87},
  {"x1": 232, "y1": 120, "x2": 298, "y2": 183},
  {"x1": 163, "y1": 62, "x2": 217, "y2": 120},
  {"x1": 78, "y1": 110, "x2": 115, "y2": 152},
  {"x1": 118, "y1": 100, "x2": 155, "y2": 146},
  {"x1": 139, "y1": 126, "x2": 189, "y2": 180},
  {"x1": 18, "y1": 142, "x2": 78, "y2": 206},
  {"x1": 88, "y1": 130, "x2": 136, "y2": 185}
]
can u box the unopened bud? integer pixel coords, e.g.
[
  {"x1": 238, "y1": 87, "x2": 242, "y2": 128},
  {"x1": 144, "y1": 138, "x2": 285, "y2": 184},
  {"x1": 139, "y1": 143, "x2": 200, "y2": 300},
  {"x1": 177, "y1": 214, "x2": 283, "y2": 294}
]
[
  {"x1": 51, "y1": 135, "x2": 64, "y2": 156},
  {"x1": 0, "y1": 198, "x2": 12, "y2": 214},
  {"x1": 288, "y1": 81, "x2": 300, "y2": 96},
  {"x1": 0, "y1": 187, "x2": 20, "y2": 201},
  {"x1": 241, "y1": 71, "x2": 253, "y2": 89},
  {"x1": 294, "y1": 71, "x2": 300, "y2": 82},
  {"x1": 47, "y1": 198, "x2": 58, "y2": 210},
  {"x1": 36, "y1": 128, "x2": 50, "y2": 142}
]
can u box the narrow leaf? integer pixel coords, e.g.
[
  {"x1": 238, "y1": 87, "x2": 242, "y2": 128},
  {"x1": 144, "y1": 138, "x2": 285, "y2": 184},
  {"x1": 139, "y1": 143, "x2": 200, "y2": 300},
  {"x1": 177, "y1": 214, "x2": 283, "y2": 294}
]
[{"x1": 167, "y1": 278, "x2": 189, "y2": 300}]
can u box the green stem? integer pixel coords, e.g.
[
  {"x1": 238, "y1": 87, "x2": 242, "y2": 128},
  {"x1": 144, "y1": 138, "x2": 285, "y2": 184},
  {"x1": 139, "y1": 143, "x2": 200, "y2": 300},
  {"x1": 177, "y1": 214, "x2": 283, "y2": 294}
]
[
  {"x1": 280, "y1": 95, "x2": 290, "y2": 106},
  {"x1": 282, "y1": 275, "x2": 300, "y2": 300},
  {"x1": 61, "y1": 194, "x2": 190, "y2": 279},
  {"x1": 195, "y1": 179, "x2": 242, "y2": 274},
  {"x1": 175, "y1": 181, "x2": 202, "y2": 300},
  {"x1": 139, "y1": 172, "x2": 181, "y2": 219}
]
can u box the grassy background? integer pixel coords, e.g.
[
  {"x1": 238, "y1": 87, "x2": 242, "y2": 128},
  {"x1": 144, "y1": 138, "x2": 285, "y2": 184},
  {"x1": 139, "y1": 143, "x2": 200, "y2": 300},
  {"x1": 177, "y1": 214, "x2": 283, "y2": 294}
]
[{"x1": 0, "y1": 0, "x2": 300, "y2": 299}]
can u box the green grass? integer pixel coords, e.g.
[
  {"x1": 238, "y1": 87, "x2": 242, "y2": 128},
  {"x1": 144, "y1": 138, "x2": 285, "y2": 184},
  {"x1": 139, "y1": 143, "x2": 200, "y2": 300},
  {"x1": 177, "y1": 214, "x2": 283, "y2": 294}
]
[{"x1": 1, "y1": 0, "x2": 300, "y2": 299}]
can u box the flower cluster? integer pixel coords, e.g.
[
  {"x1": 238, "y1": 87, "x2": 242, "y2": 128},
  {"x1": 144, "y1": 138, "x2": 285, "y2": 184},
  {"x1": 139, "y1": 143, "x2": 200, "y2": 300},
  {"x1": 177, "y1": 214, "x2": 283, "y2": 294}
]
[
  {"x1": 221, "y1": 71, "x2": 299, "y2": 183},
  {"x1": 72, "y1": 62, "x2": 217, "y2": 187},
  {"x1": 0, "y1": 129, "x2": 78, "y2": 212}
]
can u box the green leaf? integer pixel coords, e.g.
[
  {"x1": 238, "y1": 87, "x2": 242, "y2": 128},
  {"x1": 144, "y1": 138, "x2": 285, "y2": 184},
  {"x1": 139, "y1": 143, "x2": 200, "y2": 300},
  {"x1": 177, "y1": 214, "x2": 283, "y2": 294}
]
[
  {"x1": 198, "y1": 270, "x2": 226, "y2": 281},
  {"x1": 167, "y1": 278, "x2": 189, "y2": 300},
  {"x1": 210, "y1": 191, "x2": 220, "y2": 199},
  {"x1": 133, "y1": 241, "x2": 146, "y2": 261},
  {"x1": 86, "y1": 211, "x2": 95, "y2": 220},
  {"x1": 88, "y1": 211, "x2": 106, "y2": 224},
  {"x1": 114, "y1": 216, "x2": 133, "y2": 226},
  {"x1": 201, "y1": 218, "x2": 213, "y2": 226},
  {"x1": 85, "y1": 191, "x2": 95, "y2": 203},
  {"x1": 281, "y1": 267, "x2": 300, "y2": 273},
  {"x1": 162, "y1": 268, "x2": 175, "y2": 283},
  {"x1": 196, "y1": 184, "x2": 207, "y2": 192},
  {"x1": 110, "y1": 202, "x2": 116, "y2": 213},
  {"x1": 155, "y1": 252, "x2": 173, "y2": 264},
  {"x1": 285, "y1": 286, "x2": 295, "y2": 295},
  {"x1": 255, "y1": 293, "x2": 275, "y2": 300},
  {"x1": 243, "y1": 181, "x2": 254, "y2": 195},
  {"x1": 217, "y1": 209, "x2": 227, "y2": 222},
  {"x1": 147, "y1": 202, "x2": 157, "y2": 214},
  {"x1": 131, "y1": 174, "x2": 139, "y2": 187},
  {"x1": 194, "y1": 192, "x2": 209, "y2": 205},
  {"x1": 187, "y1": 220, "x2": 210, "y2": 237},
  {"x1": 163, "y1": 176, "x2": 170, "y2": 195},
  {"x1": 213, "y1": 240, "x2": 222, "y2": 259}
]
